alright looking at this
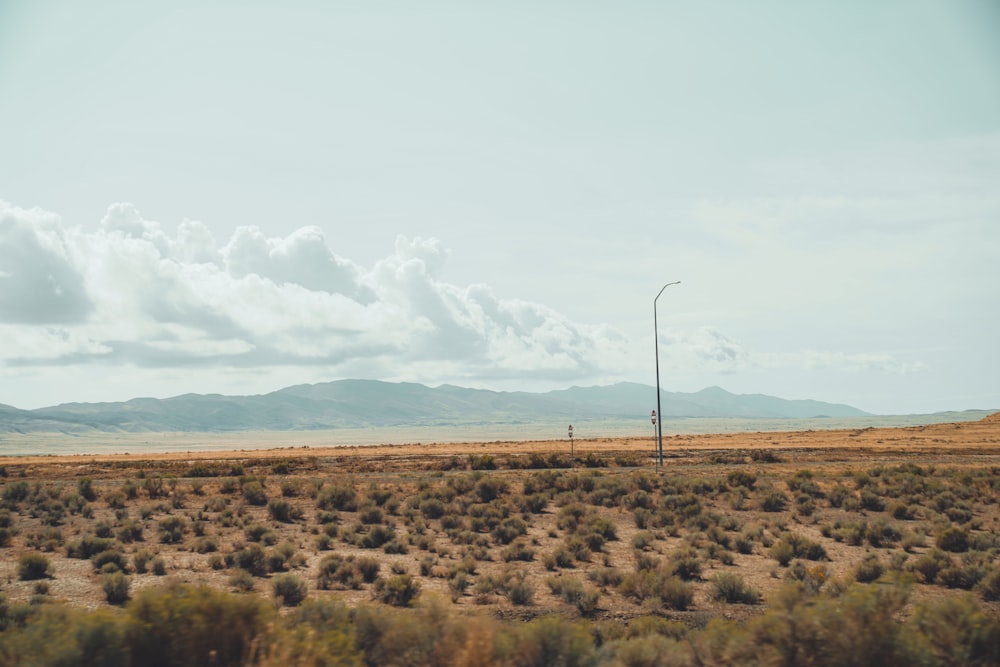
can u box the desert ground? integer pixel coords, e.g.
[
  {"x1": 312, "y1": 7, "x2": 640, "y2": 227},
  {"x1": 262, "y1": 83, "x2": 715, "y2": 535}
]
[{"x1": 1, "y1": 413, "x2": 999, "y2": 626}]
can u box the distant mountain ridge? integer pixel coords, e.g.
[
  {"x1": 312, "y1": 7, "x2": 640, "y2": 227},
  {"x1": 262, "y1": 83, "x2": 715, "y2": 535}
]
[{"x1": 0, "y1": 380, "x2": 871, "y2": 434}]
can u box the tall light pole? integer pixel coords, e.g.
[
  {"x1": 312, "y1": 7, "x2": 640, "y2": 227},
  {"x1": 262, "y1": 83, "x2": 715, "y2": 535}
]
[{"x1": 654, "y1": 281, "x2": 680, "y2": 468}]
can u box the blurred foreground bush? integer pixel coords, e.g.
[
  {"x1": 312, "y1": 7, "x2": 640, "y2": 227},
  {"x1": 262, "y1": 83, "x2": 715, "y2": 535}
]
[{"x1": 0, "y1": 581, "x2": 998, "y2": 666}]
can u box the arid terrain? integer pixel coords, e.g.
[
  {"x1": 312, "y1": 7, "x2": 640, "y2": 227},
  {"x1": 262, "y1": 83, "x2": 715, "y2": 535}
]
[{"x1": 1, "y1": 412, "x2": 999, "y2": 628}]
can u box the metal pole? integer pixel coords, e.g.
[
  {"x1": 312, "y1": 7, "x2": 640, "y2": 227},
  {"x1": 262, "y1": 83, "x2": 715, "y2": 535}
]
[
  {"x1": 651, "y1": 410, "x2": 657, "y2": 471},
  {"x1": 654, "y1": 281, "x2": 680, "y2": 468},
  {"x1": 568, "y1": 424, "x2": 574, "y2": 468}
]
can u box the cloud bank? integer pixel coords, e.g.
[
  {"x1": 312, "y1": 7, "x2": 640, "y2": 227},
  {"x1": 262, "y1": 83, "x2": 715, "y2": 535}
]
[
  {"x1": 0, "y1": 201, "x2": 630, "y2": 386},
  {"x1": 1, "y1": 197, "x2": 943, "y2": 412}
]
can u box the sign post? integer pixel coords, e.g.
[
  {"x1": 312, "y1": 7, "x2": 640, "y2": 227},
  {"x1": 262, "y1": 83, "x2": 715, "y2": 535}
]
[
  {"x1": 651, "y1": 410, "x2": 657, "y2": 471},
  {"x1": 568, "y1": 424, "x2": 574, "y2": 468}
]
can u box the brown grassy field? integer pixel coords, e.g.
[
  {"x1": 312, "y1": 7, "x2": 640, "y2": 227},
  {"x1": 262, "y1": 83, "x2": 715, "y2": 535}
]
[{"x1": 2, "y1": 413, "x2": 999, "y2": 626}]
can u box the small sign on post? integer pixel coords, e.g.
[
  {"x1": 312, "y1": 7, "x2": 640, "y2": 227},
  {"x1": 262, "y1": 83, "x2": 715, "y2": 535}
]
[
  {"x1": 651, "y1": 410, "x2": 657, "y2": 470},
  {"x1": 568, "y1": 424, "x2": 574, "y2": 468}
]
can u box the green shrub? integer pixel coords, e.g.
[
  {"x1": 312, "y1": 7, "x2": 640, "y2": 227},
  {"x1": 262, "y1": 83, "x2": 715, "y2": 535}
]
[
  {"x1": 18, "y1": 552, "x2": 52, "y2": 580},
  {"x1": 709, "y1": 573, "x2": 760, "y2": 604},
  {"x1": 241, "y1": 481, "x2": 268, "y2": 506},
  {"x1": 474, "y1": 476, "x2": 508, "y2": 502},
  {"x1": 589, "y1": 567, "x2": 625, "y2": 588},
  {"x1": 505, "y1": 577, "x2": 536, "y2": 606},
  {"x1": 619, "y1": 569, "x2": 694, "y2": 610},
  {"x1": 244, "y1": 523, "x2": 278, "y2": 545},
  {"x1": 133, "y1": 549, "x2": 152, "y2": 574},
  {"x1": 77, "y1": 478, "x2": 98, "y2": 502},
  {"x1": 938, "y1": 564, "x2": 986, "y2": 590},
  {"x1": 854, "y1": 554, "x2": 884, "y2": 583},
  {"x1": 936, "y1": 526, "x2": 969, "y2": 553},
  {"x1": 859, "y1": 488, "x2": 886, "y2": 511},
  {"x1": 270, "y1": 461, "x2": 292, "y2": 475},
  {"x1": 419, "y1": 498, "x2": 445, "y2": 519},
  {"x1": 272, "y1": 573, "x2": 308, "y2": 607},
  {"x1": 547, "y1": 575, "x2": 600, "y2": 615},
  {"x1": 102, "y1": 572, "x2": 130, "y2": 605},
  {"x1": 229, "y1": 544, "x2": 267, "y2": 577},
  {"x1": 266, "y1": 498, "x2": 301, "y2": 523},
  {"x1": 492, "y1": 516, "x2": 528, "y2": 545},
  {"x1": 769, "y1": 533, "x2": 827, "y2": 566},
  {"x1": 115, "y1": 520, "x2": 144, "y2": 544},
  {"x1": 66, "y1": 535, "x2": 115, "y2": 559},
  {"x1": 769, "y1": 539, "x2": 794, "y2": 565},
  {"x1": 521, "y1": 493, "x2": 549, "y2": 514},
  {"x1": 668, "y1": 551, "x2": 702, "y2": 581},
  {"x1": 760, "y1": 492, "x2": 788, "y2": 512},
  {"x1": 977, "y1": 568, "x2": 1000, "y2": 602},
  {"x1": 821, "y1": 481, "x2": 847, "y2": 504},
  {"x1": 157, "y1": 516, "x2": 187, "y2": 544},
  {"x1": 502, "y1": 540, "x2": 536, "y2": 562},
  {"x1": 91, "y1": 549, "x2": 128, "y2": 573},
  {"x1": 509, "y1": 616, "x2": 595, "y2": 667},
  {"x1": 373, "y1": 574, "x2": 421, "y2": 607},
  {"x1": 658, "y1": 577, "x2": 695, "y2": 611},
  {"x1": 316, "y1": 484, "x2": 357, "y2": 511},
  {"x1": 228, "y1": 569, "x2": 255, "y2": 592},
  {"x1": 912, "y1": 594, "x2": 1000, "y2": 666},
  {"x1": 356, "y1": 557, "x2": 381, "y2": 583},
  {"x1": 127, "y1": 584, "x2": 274, "y2": 667},
  {"x1": 317, "y1": 554, "x2": 364, "y2": 590},
  {"x1": 358, "y1": 504, "x2": 383, "y2": 525},
  {"x1": 143, "y1": 475, "x2": 165, "y2": 498},
  {"x1": 785, "y1": 561, "x2": 830, "y2": 594},
  {"x1": 727, "y1": 470, "x2": 757, "y2": 489},
  {"x1": 468, "y1": 454, "x2": 497, "y2": 471},
  {"x1": 195, "y1": 537, "x2": 218, "y2": 554},
  {"x1": 2, "y1": 480, "x2": 30, "y2": 502}
]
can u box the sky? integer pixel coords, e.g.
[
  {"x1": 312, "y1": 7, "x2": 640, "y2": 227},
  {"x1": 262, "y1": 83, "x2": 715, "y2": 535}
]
[{"x1": 1, "y1": 1, "x2": 998, "y2": 415}]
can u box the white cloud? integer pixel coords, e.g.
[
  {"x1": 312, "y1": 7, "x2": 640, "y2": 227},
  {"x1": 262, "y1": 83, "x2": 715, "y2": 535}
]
[
  {"x1": 223, "y1": 225, "x2": 373, "y2": 301},
  {"x1": 659, "y1": 326, "x2": 927, "y2": 376},
  {"x1": 0, "y1": 200, "x2": 631, "y2": 385},
  {"x1": 0, "y1": 202, "x2": 93, "y2": 324},
  {"x1": 0, "y1": 198, "x2": 947, "y2": 408},
  {"x1": 0, "y1": 325, "x2": 111, "y2": 363}
]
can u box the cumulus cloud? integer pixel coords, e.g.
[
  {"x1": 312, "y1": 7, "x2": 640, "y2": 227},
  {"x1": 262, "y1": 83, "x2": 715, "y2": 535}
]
[
  {"x1": 0, "y1": 200, "x2": 629, "y2": 385},
  {"x1": 0, "y1": 203, "x2": 93, "y2": 324},
  {"x1": 223, "y1": 225, "x2": 374, "y2": 302},
  {"x1": 1, "y1": 199, "x2": 931, "y2": 394}
]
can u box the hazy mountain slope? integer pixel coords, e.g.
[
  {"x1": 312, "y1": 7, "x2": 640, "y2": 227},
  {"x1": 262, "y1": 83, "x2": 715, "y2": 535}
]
[{"x1": 0, "y1": 381, "x2": 871, "y2": 433}]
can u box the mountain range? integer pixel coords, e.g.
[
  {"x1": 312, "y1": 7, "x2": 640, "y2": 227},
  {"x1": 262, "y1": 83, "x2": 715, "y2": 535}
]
[{"x1": 0, "y1": 381, "x2": 870, "y2": 434}]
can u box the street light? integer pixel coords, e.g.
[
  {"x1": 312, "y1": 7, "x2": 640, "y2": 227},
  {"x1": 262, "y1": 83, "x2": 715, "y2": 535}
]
[{"x1": 654, "y1": 281, "x2": 680, "y2": 468}]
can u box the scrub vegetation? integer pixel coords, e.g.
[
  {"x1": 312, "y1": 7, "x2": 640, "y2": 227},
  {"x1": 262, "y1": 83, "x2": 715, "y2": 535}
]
[{"x1": 0, "y1": 415, "x2": 999, "y2": 664}]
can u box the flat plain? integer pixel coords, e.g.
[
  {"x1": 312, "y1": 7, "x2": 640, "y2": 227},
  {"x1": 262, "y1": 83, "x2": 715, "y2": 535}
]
[{"x1": 2, "y1": 413, "x2": 999, "y2": 625}]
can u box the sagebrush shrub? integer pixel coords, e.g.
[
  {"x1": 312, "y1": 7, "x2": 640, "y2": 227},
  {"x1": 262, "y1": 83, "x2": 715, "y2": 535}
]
[
  {"x1": 710, "y1": 573, "x2": 761, "y2": 604},
  {"x1": 854, "y1": 554, "x2": 884, "y2": 583},
  {"x1": 374, "y1": 574, "x2": 421, "y2": 607},
  {"x1": 18, "y1": 552, "x2": 51, "y2": 580},
  {"x1": 241, "y1": 481, "x2": 268, "y2": 506},
  {"x1": 272, "y1": 573, "x2": 308, "y2": 607},
  {"x1": 102, "y1": 571, "x2": 130, "y2": 605},
  {"x1": 316, "y1": 485, "x2": 357, "y2": 511},
  {"x1": 936, "y1": 526, "x2": 969, "y2": 553}
]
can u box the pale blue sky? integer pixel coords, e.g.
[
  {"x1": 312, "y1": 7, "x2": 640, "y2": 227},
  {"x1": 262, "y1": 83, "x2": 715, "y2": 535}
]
[{"x1": 1, "y1": 1, "x2": 998, "y2": 414}]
